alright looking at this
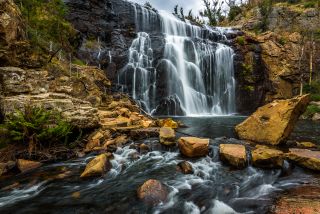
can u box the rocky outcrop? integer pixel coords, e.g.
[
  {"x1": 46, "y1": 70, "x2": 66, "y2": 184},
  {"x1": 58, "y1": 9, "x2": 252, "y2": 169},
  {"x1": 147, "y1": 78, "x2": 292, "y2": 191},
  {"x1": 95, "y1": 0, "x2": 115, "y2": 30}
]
[
  {"x1": 178, "y1": 137, "x2": 209, "y2": 158},
  {"x1": 236, "y1": 95, "x2": 310, "y2": 145},
  {"x1": 251, "y1": 146, "x2": 284, "y2": 168},
  {"x1": 287, "y1": 149, "x2": 320, "y2": 171},
  {"x1": 219, "y1": 144, "x2": 247, "y2": 169},
  {"x1": 80, "y1": 154, "x2": 111, "y2": 178},
  {"x1": 159, "y1": 127, "x2": 176, "y2": 146},
  {"x1": 137, "y1": 179, "x2": 168, "y2": 205},
  {"x1": 0, "y1": 65, "x2": 111, "y2": 128}
]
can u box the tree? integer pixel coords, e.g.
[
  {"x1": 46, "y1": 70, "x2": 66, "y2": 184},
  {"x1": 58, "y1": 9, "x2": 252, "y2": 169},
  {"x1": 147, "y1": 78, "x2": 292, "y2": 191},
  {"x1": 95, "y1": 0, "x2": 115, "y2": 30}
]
[
  {"x1": 174, "y1": 4, "x2": 179, "y2": 15},
  {"x1": 200, "y1": 0, "x2": 223, "y2": 26},
  {"x1": 180, "y1": 7, "x2": 185, "y2": 21}
]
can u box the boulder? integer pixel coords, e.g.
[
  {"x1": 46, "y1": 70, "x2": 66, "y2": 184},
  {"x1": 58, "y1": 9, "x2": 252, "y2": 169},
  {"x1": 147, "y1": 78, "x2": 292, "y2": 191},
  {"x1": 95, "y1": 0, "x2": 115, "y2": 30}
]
[
  {"x1": 159, "y1": 127, "x2": 176, "y2": 146},
  {"x1": 139, "y1": 143, "x2": 150, "y2": 154},
  {"x1": 235, "y1": 95, "x2": 310, "y2": 145},
  {"x1": 137, "y1": 179, "x2": 168, "y2": 205},
  {"x1": 130, "y1": 128, "x2": 160, "y2": 140},
  {"x1": 251, "y1": 146, "x2": 284, "y2": 168},
  {"x1": 219, "y1": 144, "x2": 247, "y2": 169},
  {"x1": 177, "y1": 161, "x2": 194, "y2": 174},
  {"x1": 85, "y1": 139, "x2": 101, "y2": 152},
  {"x1": 156, "y1": 118, "x2": 179, "y2": 128},
  {"x1": 80, "y1": 154, "x2": 111, "y2": 178},
  {"x1": 178, "y1": 137, "x2": 209, "y2": 158},
  {"x1": 287, "y1": 149, "x2": 320, "y2": 171},
  {"x1": 16, "y1": 159, "x2": 42, "y2": 173}
]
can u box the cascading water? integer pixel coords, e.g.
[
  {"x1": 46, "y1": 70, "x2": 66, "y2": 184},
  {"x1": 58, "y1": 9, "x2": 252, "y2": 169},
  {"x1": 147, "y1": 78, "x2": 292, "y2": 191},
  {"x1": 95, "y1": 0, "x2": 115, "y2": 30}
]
[{"x1": 118, "y1": 3, "x2": 236, "y2": 116}]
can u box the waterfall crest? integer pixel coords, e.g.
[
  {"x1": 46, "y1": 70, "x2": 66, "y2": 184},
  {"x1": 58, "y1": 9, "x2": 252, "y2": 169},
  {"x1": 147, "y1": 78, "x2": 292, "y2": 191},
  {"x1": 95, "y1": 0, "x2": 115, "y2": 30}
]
[{"x1": 118, "y1": 3, "x2": 236, "y2": 116}]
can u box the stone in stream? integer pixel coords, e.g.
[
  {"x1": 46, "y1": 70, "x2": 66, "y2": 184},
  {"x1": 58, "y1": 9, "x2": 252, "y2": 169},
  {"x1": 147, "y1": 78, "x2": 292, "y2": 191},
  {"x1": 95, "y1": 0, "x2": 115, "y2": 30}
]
[
  {"x1": 235, "y1": 95, "x2": 310, "y2": 145},
  {"x1": 219, "y1": 144, "x2": 247, "y2": 169},
  {"x1": 159, "y1": 127, "x2": 176, "y2": 146},
  {"x1": 177, "y1": 161, "x2": 194, "y2": 174},
  {"x1": 16, "y1": 159, "x2": 42, "y2": 173},
  {"x1": 156, "y1": 118, "x2": 179, "y2": 129},
  {"x1": 137, "y1": 179, "x2": 168, "y2": 205},
  {"x1": 287, "y1": 149, "x2": 320, "y2": 171},
  {"x1": 251, "y1": 146, "x2": 284, "y2": 168},
  {"x1": 80, "y1": 154, "x2": 111, "y2": 178},
  {"x1": 178, "y1": 137, "x2": 209, "y2": 158}
]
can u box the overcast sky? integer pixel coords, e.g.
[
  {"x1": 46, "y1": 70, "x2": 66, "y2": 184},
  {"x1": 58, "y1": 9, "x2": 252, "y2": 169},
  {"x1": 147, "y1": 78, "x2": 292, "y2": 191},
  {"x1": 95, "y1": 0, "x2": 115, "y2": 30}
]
[{"x1": 129, "y1": 0, "x2": 205, "y2": 16}]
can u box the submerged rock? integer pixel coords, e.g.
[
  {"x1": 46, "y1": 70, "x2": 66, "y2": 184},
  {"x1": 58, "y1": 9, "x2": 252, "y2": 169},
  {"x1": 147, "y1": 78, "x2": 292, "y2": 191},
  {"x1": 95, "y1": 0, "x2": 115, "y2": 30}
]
[
  {"x1": 137, "y1": 179, "x2": 168, "y2": 205},
  {"x1": 235, "y1": 95, "x2": 310, "y2": 145},
  {"x1": 80, "y1": 154, "x2": 111, "y2": 178},
  {"x1": 159, "y1": 127, "x2": 176, "y2": 146},
  {"x1": 251, "y1": 146, "x2": 284, "y2": 168},
  {"x1": 177, "y1": 161, "x2": 194, "y2": 174},
  {"x1": 219, "y1": 144, "x2": 247, "y2": 169},
  {"x1": 287, "y1": 149, "x2": 320, "y2": 171},
  {"x1": 178, "y1": 137, "x2": 209, "y2": 158},
  {"x1": 16, "y1": 159, "x2": 42, "y2": 173}
]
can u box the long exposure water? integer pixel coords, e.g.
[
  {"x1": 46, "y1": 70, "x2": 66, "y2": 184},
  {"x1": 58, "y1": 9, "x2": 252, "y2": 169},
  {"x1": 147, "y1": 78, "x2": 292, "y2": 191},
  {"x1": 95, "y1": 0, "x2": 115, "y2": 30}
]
[{"x1": 0, "y1": 117, "x2": 319, "y2": 213}]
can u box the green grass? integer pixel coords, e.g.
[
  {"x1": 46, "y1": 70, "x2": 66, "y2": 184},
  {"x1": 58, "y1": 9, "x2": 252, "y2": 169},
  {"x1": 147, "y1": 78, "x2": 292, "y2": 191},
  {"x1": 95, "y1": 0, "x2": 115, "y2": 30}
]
[
  {"x1": 303, "y1": 105, "x2": 320, "y2": 118},
  {"x1": 236, "y1": 36, "x2": 246, "y2": 45},
  {"x1": 311, "y1": 94, "x2": 320, "y2": 102}
]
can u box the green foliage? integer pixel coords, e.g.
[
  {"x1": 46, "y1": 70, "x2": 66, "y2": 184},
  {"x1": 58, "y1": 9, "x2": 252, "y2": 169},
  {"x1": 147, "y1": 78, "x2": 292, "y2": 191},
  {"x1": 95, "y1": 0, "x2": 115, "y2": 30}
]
[
  {"x1": 236, "y1": 36, "x2": 246, "y2": 45},
  {"x1": 303, "y1": 1, "x2": 316, "y2": 8},
  {"x1": 73, "y1": 59, "x2": 85, "y2": 66},
  {"x1": 228, "y1": 6, "x2": 242, "y2": 21},
  {"x1": 278, "y1": 37, "x2": 287, "y2": 45},
  {"x1": 258, "y1": 0, "x2": 273, "y2": 32},
  {"x1": 200, "y1": 0, "x2": 223, "y2": 26},
  {"x1": 0, "y1": 106, "x2": 73, "y2": 151},
  {"x1": 310, "y1": 94, "x2": 320, "y2": 102},
  {"x1": 243, "y1": 85, "x2": 255, "y2": 92},
  {"x1": 303, "y1": 81, "x2": 320, "y2": 94},
  {"x1": 15, "y1": 0, "x2": 76, "y2": 56},
  {"x1": 303, "y1": 105, "x2": 320, "y2": 118}
]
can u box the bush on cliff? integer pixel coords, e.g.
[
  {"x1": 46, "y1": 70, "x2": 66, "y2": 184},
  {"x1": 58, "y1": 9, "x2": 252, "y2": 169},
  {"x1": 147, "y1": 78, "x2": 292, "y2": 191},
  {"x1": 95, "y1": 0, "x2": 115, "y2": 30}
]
[
  {"x1": 0, "y1": 106, "x2": 74, "y2": 154},
  {"x1": 15, "y1": 0, "x2": 76, "y2": 58}
]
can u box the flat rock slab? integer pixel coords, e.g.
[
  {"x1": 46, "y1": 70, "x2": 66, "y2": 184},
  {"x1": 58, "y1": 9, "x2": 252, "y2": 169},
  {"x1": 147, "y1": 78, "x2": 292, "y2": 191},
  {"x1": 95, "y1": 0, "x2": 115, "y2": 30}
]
[
  {"x1": 287, "y1": 148, "x2": 320, "y2": 171},
  {"x1": 272, "y1": 185, "x2": 320, "y2": 214},
  {"x1": 159, "y1": 127, "x2": 176, "y2": 146},
  {"x1": 178, "y1": 137, "x2": 209, "y2": 158},
  {"x1": 17, "y1": 159, "x2": 42, "y2": 173},
  {"x1": 252, "y1": 146, "x2": 284, "y2": 168},
  {"x1": 219, "y1": 144, "x2": 247, "y2": 169},
  {"x1": 235, "y1": 95, "x2": 310, "y2": 145},
  {"x1": 130, "y1": 128, "x2": 160, "y2": 140}
]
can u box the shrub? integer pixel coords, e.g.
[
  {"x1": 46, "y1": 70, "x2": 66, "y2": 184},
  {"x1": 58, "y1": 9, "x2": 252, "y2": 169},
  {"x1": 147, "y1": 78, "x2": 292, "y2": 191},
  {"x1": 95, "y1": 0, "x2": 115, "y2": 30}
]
[
  {"x1": 311, "y1": 94, "x2": 320, "y2": 102},
  {"x1": 303, "y1": 81, "x2": 320, "y2": 94},
  {"x1": 304, "y1": 1, "x2": 316, "y2": 8},
  {"x1": 228, "y1": 6, "x2": 242, "y2": 21},
  {"x1": 0, "y1": 106, "x2": 73, "y2": 154},
  {"x1": 236, "y1": 36, "x2": 246, "y2": 45},
  {"x1": 303, "y1": 105, "x2": 320, "y2": 118}
]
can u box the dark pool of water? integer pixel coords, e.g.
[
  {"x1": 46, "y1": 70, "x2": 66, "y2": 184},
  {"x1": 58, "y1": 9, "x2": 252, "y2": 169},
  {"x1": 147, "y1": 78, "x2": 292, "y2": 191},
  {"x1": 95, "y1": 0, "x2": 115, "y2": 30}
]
[{"x1": 0, "y1": 117, "x2": 319, "y2": 214}]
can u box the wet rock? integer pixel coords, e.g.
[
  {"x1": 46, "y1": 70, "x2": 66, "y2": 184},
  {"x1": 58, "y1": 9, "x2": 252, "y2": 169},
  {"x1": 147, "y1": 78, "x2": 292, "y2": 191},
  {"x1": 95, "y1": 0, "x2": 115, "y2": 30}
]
[
  {"x1": 80, "y1": 154, "x2": 111, "y2": 178},
  {"x1": 103, "y1": 135, "x2": 128, "y2": 148},
  {"x1": 130, "y1": 127, "x2": 160, "y2": 140},
  {"x1": 272, "y1": 185, "x2": 320, "y2": 214},
  {"x1": 177, "y1": 161, "x2": 194, "y2": 174},
  {"x1": 219, "y1": 144, "x2": 247, "y2": 169},
  {"x1": 137, "y1": 179, "x2": 168, "y2": 205},
  {"x1": 296, "y1": 142, "x2": 317, "y2": 149},
  {"x1": 251, "y1": 146, "x2": 284, "y2": 168},
  {"x1": 178, "y1": 137, "x2": 209, "y2": 158},
  {"x1": 235, "y1": 95, "x2": 310, "y2": 145},
  {"x1": 159, "y1": 127, "x2": 176, "y2": 146},
  {"x1": 139, "y1": 143, "x2": 150, "y2": 154},
  {"x1": 287, "y1": 149, "x2": 320, "y2": 171},
  {"x1": 85, "y1": 139, "x2": 101, "y2": 152},
  {"x1": 16, "y1": 159, "x2": 42, "y2": 173}
]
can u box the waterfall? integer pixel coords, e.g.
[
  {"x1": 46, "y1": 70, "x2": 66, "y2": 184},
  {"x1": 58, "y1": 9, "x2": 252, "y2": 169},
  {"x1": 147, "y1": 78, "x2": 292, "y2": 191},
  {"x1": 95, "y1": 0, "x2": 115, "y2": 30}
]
[{"x1": 118, "y1": 3, "x2": 236, "y2": 116}]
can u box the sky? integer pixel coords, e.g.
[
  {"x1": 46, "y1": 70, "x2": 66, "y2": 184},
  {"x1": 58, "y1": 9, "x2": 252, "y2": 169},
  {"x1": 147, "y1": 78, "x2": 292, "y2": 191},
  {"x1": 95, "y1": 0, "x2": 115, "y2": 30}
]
[{"x1": 130, "y1": 0, "x2": 205, "y2": 16}]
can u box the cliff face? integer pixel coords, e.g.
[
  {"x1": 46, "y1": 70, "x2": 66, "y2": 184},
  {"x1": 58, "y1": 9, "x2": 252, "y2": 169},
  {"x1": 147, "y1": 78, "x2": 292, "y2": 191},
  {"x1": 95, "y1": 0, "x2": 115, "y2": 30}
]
[{"x1": 230, "y1": 3, "x2": 320, "y2": 103}]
